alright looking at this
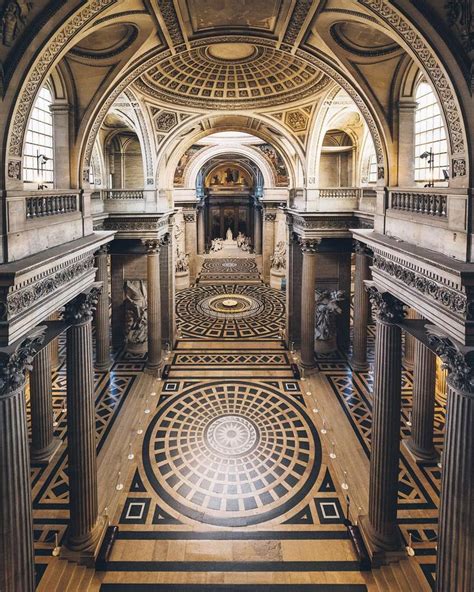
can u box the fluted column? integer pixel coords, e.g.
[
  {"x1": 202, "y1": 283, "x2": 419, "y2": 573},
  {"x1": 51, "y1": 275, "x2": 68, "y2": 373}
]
[
  {"x1": 263, "y1": 211, "x2": 276, "y2": 282},
  {"x1": 197, "y1": 206, "x2": 205, "y2": 255},
  {"x1": 428, "y1": 332, "x2": 474, "y2": 592},
  {"x1": 63, "y1": 286, "x2": 107, "y2": 559},
  {"x1": 403, "y1": 338, "x2": 438, "y2": 463},
  {"x1": 49, "y1": 312, "x2": 60, "y2": 368},
  {"x1": 352, "y1": 241, "x2": 372, "y2": 370},
  {"x1": 300, "y1": 239, "x2": 320, "y2": 368},
  {"x1": 360, "y1": 286, "x2": 404, "y2": 563},
  {"x1": 254, "y1": 206, "x2": 262, "y2": 255},
  {"x1": 94, "y1": 245, "x2": 111, "y2": 371},
  {"x1": 403, "y1": 308, "x2": 418, "y2": 369},
  {"x1": 144, "y1": 240, "x2": 162, "y2": 374},
  {"x1": 0, "y1": 327, "x2": 46, "y2": 592},
  {"x1": 30, "y1": 343, "x2": 61, "y2": 463}
]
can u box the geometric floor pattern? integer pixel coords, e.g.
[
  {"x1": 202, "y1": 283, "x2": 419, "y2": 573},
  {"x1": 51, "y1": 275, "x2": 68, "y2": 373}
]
[
  {"x1": 198, "y1": 257, "x2": 261, "y2": 284},
  {"x1": 176, "y1": 283, "x2": 285, "y2": 339}
]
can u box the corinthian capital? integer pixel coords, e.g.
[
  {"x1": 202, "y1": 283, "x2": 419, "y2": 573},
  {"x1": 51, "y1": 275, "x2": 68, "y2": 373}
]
[
  {"x1": 427, "y1": 327, "x2": 474, "y2": 395},
  {"x1": 143, "y1": 239, "x2": 161, "y2": 254},
  {"x1": 366, "y1": 284, "x2": 405, "y2": 323},
  {"x1": 64, "y1": 285, "x2": 102, "y2": 325},
  {"x1": 299, "y1": 237, "x2": 321, "y2": 253},
  {"x1": 0, "y1": 326, "x2": 47, "y2": 397}
]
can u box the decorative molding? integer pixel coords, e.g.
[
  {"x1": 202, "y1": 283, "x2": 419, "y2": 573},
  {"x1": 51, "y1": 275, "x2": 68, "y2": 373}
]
[
  {"x1": 64, "y1": 285, "x2": 102, "y2": 325},
  {"x1": 8, "y1": 0, "x2": 118, "y2": 158},
  {"x1": 283, "y1": 0, "x2": 312, "y2": 45},
  {"x1": 7, "y1": 159, "x2": 21, "y2": 179},
  {"x1": 292, "y1": 214, "x2": 356, "y2": 230},
  {"x1": 359, "y1": 0, "x2": 466, "y2": 160},
  {"x1": 366, "y1": 284, "x2": 405, "y2": 323},
  {"x1": 452, "y1": 158, "x2": 467, "y2": 178},
  {"x1": 0, "y1": 326, "x2": 46, "y2": 398},
  {"x1": 372, "y1": 253, "x2": 468, "y2": 318},
  {"x1": 183, "y1": 212, "x2": 196, "y2": 223},
  {"x1": 103, "y1": 217, "x2": 164, "y2": 232},
  {"x1": 427, "y1": 331, "x2": 474, "y2": 394},
  {"x1": 156, "y1": 0, "x2": 185, "y2": 46},
  {"x1": 1, "y1": 253, "x2": 95, "y2": 322},
  {"x1": 264, "y1": 213, "x2": 277, "y2": 222}
]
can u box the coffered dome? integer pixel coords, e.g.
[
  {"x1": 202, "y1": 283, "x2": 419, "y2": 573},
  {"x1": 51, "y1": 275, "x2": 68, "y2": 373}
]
[{"x1": 134, "y1": 42, "x2": 331, "y2": 109}]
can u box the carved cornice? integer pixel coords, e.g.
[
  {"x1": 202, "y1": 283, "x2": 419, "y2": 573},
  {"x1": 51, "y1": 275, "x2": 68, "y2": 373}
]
[
  {"x1": 428, "y1": 331, "x2": 474, "y2": 394},
  {"x1": 373, "y1": 253, "x2": 468, "y2": 318},
  {"x1": 292, "y1": 214, "x2": 356, "y2": 230},
  {"x1": 0, "y1": 326, "x2": 47, "y2": 397},
  {"x1": 103, "y1": 217, "x2": 165, "y2": 232},
  {"x1": 64, "y1": 285, "x2": 102, "y2": 325},
  {"x1": 0, "y1": 253, "x2": 95, "y2": 323},
  {"x1": 366, "y1": 284, "x2": 405, "y2": 323}
]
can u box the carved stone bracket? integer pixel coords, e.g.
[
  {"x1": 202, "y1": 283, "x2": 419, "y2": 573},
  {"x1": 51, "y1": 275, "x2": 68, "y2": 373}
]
[
  {"x1": 427, "y1": 327, "x2": 474, "y2": 394},
  {"x1": 353, "y1": 240, "x2": 373, "y2": 257},
  {"x1": 366, "y1": 283, "x2": 405, "y2": 324},
  {"x1": 64, "y1": 285, "x2": 102, "y2": 325},
  {"x1": 0, "y1": 326, "x2": 46, "y2": 397}
]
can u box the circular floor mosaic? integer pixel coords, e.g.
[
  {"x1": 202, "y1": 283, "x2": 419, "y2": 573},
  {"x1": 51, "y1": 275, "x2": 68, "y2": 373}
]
[
  {"x1": 143, "y1": 381, "x2": 322, "y2": 526},
  {"x1": 176, "y1": 284, "x2": 285, "y2": 339}
]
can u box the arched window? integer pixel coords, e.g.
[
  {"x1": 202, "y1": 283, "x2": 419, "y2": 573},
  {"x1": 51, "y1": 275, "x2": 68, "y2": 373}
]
[
  {"x1": 414, "y1": 81, "x2": 448, "y2": 185},
  {"x1": 23, "y1": 85, "x2": 54, "y2": 186}
]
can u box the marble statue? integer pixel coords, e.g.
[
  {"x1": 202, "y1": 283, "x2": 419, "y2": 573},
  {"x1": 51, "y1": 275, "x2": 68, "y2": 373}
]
[
  {"x1": 124, "y1": 280, "x2": 147, "y2": 348},
  {"x1": 314, "y1": 289, "x2": 345, "y2": 341},
  {"x1": 271, "y1": 241, "x2": 286, "y2": 270},
  {"x1": 175, "y1": 250, "x2": 189, "y2": 272},
  {"x1": 210, "y1": 238, "x2": 223, "y2": 252},
  {"x1": 226, "y1": 227, "x2": 233, "y2": 241}
]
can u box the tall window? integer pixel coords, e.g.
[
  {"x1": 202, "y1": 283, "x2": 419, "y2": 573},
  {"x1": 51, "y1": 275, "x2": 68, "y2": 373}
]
[
  {"x1": 414, "y1": 81, "x2": 448, "y2": 185},
  {"x1": 368, "y1": 152, "x2": 377, "y2": 183},
  {"x1": 23, "y1": 86, "x2": 54, "y2": 185}
]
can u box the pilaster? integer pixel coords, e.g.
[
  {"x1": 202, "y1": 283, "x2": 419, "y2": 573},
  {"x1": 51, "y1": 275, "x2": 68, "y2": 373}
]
[
  {"x1": 352, "y1": 241, "x2": 372, "y2": 370},
  {"x1": 143, "y1": 240, "x2": 162, "y2": 374},
  {"x1": 94, "y1": 245, "x2": 111, "y2": 371},
  {"x1": 299, "y1": 238, "x2": 320, "y2": 368}
]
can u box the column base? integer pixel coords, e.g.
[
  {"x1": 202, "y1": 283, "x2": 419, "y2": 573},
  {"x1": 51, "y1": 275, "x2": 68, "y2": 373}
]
[
  {"x1": 403, "y1": 360, "x2": 414, "y2": 371},
  {"x1": 402, "y1": 438, "x2": 439, "y2": 464},
  {"x1": 63, "y1": 516, "x2": 109, "y2": 567},
  {"x1": 358, "y1": 515, "x2": 405, "y2": 567},
  {"x1": 95, "y1": 359, "x2": 112, "y2": 372},
  {"x1": 145, "y1": 363, "x2": 162, "y2": 378},
  {"x1": 351, "y1": 358, "x2": 369, "y2": 372},
  {"x1": 30, "y1": 437, "x2": 62, "y2": 465}
]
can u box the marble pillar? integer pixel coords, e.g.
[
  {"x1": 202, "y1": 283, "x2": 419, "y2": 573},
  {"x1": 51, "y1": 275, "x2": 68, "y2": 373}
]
[
  {"x1": 0, "y1": 326, "x2": 46, "y2": 592},
  {"x1": 352, "y1": 242, "x2": 372, "y2": 370},
  {"x1": 30, "y1": 343, "x2": 61, "y2": 463},
  {"x1": 63, "y1": 286, "x2": 107, "y2": 561},
  {"x1": 94, "y1": 245, "x2": 111, "y2": 371},
  {"x1": 428, "y1": 333, "x2": 474, "y2": 592},
  {"x1": 144, "y1": 240, "x2": 162, "y2": 374},
  {"x1": 254, "y1": 206, "x2": 262, "y2": 255},
  {"x1": 160, "y1": 233, "x2": 175, "y2": 347},
  {"x1": 197, "y1": 207, "x2": 205, "y2": 255},
  {"x1": 300, "y1": 239, "x2": 320, "y2": 368},
  {"x1": 184, "y1": 211, "x2": 197, "y2": 283},
  {"x1": 403, "y1": 338, "x2": 438, "y2": 463},
  {"x1": 286, "y1": 232, "x2": 303, "y2": 348},
  {"x1": 360, "y1": 286, "x2": 404, "y2": 564},
  {"x1": 263, "y1": 211, "x2": 276, "y2": 283}
]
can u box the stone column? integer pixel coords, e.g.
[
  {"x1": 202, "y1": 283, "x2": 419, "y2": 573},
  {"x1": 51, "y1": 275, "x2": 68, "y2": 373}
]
[
  {"x1": 352, "y1": 242, "x2": 372, "y2": 370},
  {"x1": 287, "y1": 229, "x2": 303, "y2": 348},
  {"x1": 403, "y1": 338, "x2": 438, "y2": 463},
  {"x1": 254, "y1": 206, "x2": 262, "y2": 255},
  {"x1": 0, "y1": 327, "x2": 46, "y2": 592},
  {"x1": 50, "y1": 101, "x2": 70, "y2": 189},
  {"x1": 428, "y1": 332, "x2": 474, "y2": 592},
  {"x1": 397, "y1": 100, "x2": 417, "y2": 186},
  {"x1": 94, "y1": 245, "x2": 111, "y2": 371},
  {"x1": 403, "y1": 308, "x2": 418, "y2": 370},
  {"x1": 30, "y1": 343, "x2": 61, "y2": 463},
  {"x1": 111, "y1": 253, "x2": 125, "y2": 349},
  {"x1": 160, "y1": 233, "x2": 175, "y2": 347},
  {"x1": 300, "y1": 239, "x2": 320, "y2": 368},
  {"x1": 144, "y1": 240, "x2": 162, "y2": 374},
  {"x1": 197, "y1": 207, "x2": 206, "y2": 255},
  {"x1": 263, "y1": 211, "x2": 276, "y2": 283},
  {"x1": 63, "y1": 287, "x2": 107, "y2": 561},
  {"x1": 184, "y1": 210, "x2": 197, "y2": 283},
  {"x1": 48, "y1": 312, "x2": 60, "y2": 368},
  {"x1": 360, "y1": 286, "x2": 404, "y2": 564}
]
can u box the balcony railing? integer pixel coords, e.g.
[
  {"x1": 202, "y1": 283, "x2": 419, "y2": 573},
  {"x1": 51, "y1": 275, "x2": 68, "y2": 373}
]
[
  {"x1": 102, "y1": 189, "x2": 144, "y2": 200},
  {"x1": 319, "y1": 188, "x2": 362, "y2": 199},
  {"x1": 26, "y1": 194, "x2": 78, "y2": 219},
  {"x1": 390, "y1": 191, "x2": 447, "y2": 217}
]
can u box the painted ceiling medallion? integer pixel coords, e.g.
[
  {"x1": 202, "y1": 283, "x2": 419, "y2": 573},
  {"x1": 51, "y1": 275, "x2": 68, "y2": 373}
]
[{"x1": 134, "y1": 43, "x2": 331, "y2": 109}]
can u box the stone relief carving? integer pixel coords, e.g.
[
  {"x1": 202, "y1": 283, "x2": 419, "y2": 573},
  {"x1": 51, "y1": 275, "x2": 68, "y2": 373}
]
[
  {"x1": 155, "y1": 110, "x2": 178, "y2": 132},
  {"x1": 315, "y1": 289, "x2": 345, "y2": 341},
  {"x1": 366, "y1": 285, "x2": 405, "y2": 323},
  {"x1": 452, "y1": 158, "x2": 467, "y2": 178},
  {"x1": 124, "y1": 280, "x2": 147, "y2": 349},
  {"x1": 0, "y1": 325, "x2": 46, "y2": 397},
  {"x1": 271, "y1": 241, "x2": 286, "y2": 270},
  {"x1": 157, "y1": 0, "x2": 185, "y2": 46},
  {"x1": 445, "y1": 1, "x2": 473, "y2": 53},
  {"x1": 283, "y1": 0, "x2": 312, "y2": 45},
  {"x1": 64, "y1": 285, "x2": 102, "y2": 325},
  {"x1": 175, "y1": 251, "x2": 189, "y2": 273},
  {"x1": 427, "y1": 331, "x2": 474, "y2": 393},
  {"x1": 1, "y1": 1, "x2": 32, "y2": 47},
  {"x1": 7, "y1": 159, "x2": 21, "y2": 179}
]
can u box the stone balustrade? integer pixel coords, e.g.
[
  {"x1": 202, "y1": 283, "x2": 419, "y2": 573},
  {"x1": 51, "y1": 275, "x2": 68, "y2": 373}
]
[
  {"x1": 101, "y1": 189, "x2": 144, "y2": 200},
  {"x1": 319, "y1": 188, "x2": 362, "y2": 200},
  {"x1": 390, "y1": 190, "x2": 447, "y2": 217},
  {"x1": 26, "y1": 194, "x2": 78, "y2": 218}
]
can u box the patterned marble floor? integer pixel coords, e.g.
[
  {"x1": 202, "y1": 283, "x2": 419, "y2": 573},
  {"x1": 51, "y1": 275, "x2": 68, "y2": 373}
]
[{"x1": 198, "y1": 257, "x2": 261, "y2": 284}]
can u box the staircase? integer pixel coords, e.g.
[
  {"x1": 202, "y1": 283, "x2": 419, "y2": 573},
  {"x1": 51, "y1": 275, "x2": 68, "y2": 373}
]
[{"x1": 37, "y1": 558, "x2": 100, "y2": 591}]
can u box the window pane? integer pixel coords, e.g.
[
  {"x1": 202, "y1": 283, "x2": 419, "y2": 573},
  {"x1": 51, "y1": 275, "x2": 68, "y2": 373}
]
[{"x1": 23, "y1": 85, "x2": 54, "y2": 184}]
